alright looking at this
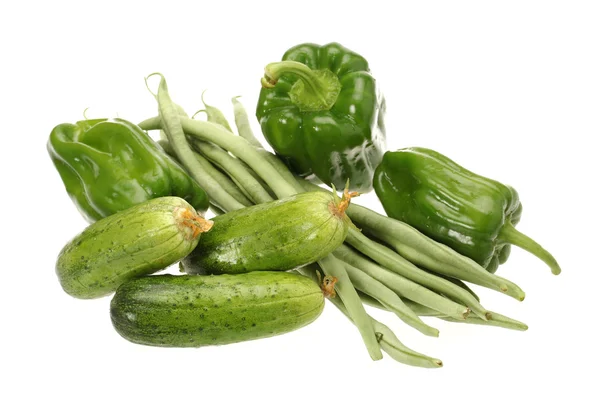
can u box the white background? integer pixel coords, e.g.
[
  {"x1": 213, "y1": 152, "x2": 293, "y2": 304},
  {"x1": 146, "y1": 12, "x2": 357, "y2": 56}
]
[{"x1": 1, "y1": 1, "x2": 598, "y2": 398}]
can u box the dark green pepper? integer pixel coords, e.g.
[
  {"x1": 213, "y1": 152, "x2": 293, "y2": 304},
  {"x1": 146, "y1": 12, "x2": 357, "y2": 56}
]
[
  {"x1": 256, "y1": 42, "x2": 386, "y2": 193},
  {"x1": 373, "y1": 147, "x2": 561, "y2": 275},
  {"x1": 48, "y1": 118, "x2": 209, "y2": 222}
]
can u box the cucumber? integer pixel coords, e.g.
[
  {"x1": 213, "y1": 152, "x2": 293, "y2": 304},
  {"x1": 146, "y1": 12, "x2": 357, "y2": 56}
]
[
  {"x1": 181, "y1": 190, "x2": 355, "y2": 275},
  {"x1": 56, "y1": 197, "x2": 213, "y2": 299},
  {"x1": 110, "y1": 272, "x2": 325, "y2": 347}
]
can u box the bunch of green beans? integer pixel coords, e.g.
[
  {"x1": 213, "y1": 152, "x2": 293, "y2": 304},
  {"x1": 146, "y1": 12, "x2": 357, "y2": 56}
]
[{"x1": 140, "y1": 74, "x2": 528, "y2": 368}]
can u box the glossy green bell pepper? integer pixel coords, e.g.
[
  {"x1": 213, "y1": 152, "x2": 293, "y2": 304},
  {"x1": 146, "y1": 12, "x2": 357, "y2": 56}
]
[
  {"x1": 48, "y1": 118, "x2": 209, "y2": 222},
  {"x1": 256, "y1": 42, "x2": 386, "y2": 193},
  {"x1": 373, "y1": 147, "x2": 561, "y2": 275}
]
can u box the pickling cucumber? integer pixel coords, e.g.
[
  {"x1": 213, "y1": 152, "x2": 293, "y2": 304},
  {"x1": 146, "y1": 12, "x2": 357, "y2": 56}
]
[
  {"x1": 56, "y1": 196, "x2": 213, "y2": 299},
  {"x1": 181, "y1": 190, "x2": 355, "y2": 275},
  {"x1": 110, "y1": 272, "x2": 325, "y2": 347}
]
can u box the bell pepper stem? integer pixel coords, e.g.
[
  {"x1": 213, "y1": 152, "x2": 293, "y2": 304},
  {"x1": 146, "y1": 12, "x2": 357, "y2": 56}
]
[
  {"x1": 498, "y1": 222, "x2": 561, "y2": 275},
  {"x1": 262, "y1": 60, "x2": 341, "y2": 112}
]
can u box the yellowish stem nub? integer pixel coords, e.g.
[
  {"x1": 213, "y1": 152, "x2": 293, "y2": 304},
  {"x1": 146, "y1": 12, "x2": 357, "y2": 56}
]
[
  {"x1": 337, "y1": 188, "x2": 359, "y2": 215},
  {"x1": 177, "y1": 208, "x2": 214, "y2": 239},
  {"x1": 321, "y1": 275, "x2": 338, "y2": 298}
]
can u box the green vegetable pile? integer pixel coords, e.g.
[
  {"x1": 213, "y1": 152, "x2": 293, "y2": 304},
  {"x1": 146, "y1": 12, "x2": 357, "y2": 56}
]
[{"x1": 48, "y1": 42, "x2": 560, "y2": 368}]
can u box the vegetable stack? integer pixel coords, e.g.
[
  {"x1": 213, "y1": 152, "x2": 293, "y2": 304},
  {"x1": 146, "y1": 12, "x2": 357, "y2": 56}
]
[{"x1": 48, "y1": 41, "x2": 560, "y2": 369}]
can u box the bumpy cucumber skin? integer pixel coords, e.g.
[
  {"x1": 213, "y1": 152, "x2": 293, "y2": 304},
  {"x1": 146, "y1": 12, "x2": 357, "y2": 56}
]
[
  {"x1": 110, "y1": 272, "x2": 324, "y2": 347},
  {"x1": 56, "y1": 197, "x2": 204, "y2": 299},
  {"x1": 181, "y1": 191, "x2": 349, "y2": 275}
]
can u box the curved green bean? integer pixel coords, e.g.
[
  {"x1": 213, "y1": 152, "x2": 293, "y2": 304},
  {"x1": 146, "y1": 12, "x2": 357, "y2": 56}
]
[
  {"x1": 232, "y1": 96, "x2": 263, "y2": 147},
  {"x1": 317, "y1": 254, "x2": 383, "y2": 361},
  {"x1": 192, "y1": 98, "x2": 278, "y2": 200},
  {"x1": 140, "y1": 116, "x2": 299, "y2": 199},
  {"x1": 401, "y1": 299, "x2": 528, "y2": 331},
  {"x1": 191, "y1": 139, "x2": 274, "y2": 204},
  {"x1": 156, "y1": 139, "x2": 253, "y2": 208},
  {"x1": 197, "y1": 90, "x2": 233, "y2": 132},
  {"x1": 297, "y1": 265, "x2": 442, "y2": 368},
  {"x1": 425, "y1": 269, "x2": 481, "y2": 303},
  {"x1": 333, "y1": 296, "x2": 443, "y2": 368},
  {"x1": 344, "y1": 263, "x2": 440, "y2": 337},
  {"x1": 363, "y1": 294, "x2": 527, "y2": 332},
  {"x1": 228, "y1": 97, "x2": 306, "y2": 192},
  {"x1": 345, "y1": 229, "x2": 490, "y2": 320},
  {"x1": 258, "y1": 148, "x2": 308, "y2": 194},
  {"x1": 335, "y1": 245, "x2": 470, "y2": 320},
  {"x1": 438, "y1": 312, "x2": 528, "y2": 331},
  {"x1": 348, "y1": 204, "x2": 526, "y2": 301},
  {"x1": 143, "y1": 75, "x2": 246, "y2": 212}
]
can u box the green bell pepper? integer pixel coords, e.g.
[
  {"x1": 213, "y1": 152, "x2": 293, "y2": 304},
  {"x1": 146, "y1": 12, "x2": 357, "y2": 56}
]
[
  {"x1": 48, "y1": 118, "x2": 209, "y2": 222},
  {"x1": 373, "y1": 147, "x2": 561, "y2": 275},
  {"x1": 256, "y1": 42, "x2": 386, "y2": 193}
]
